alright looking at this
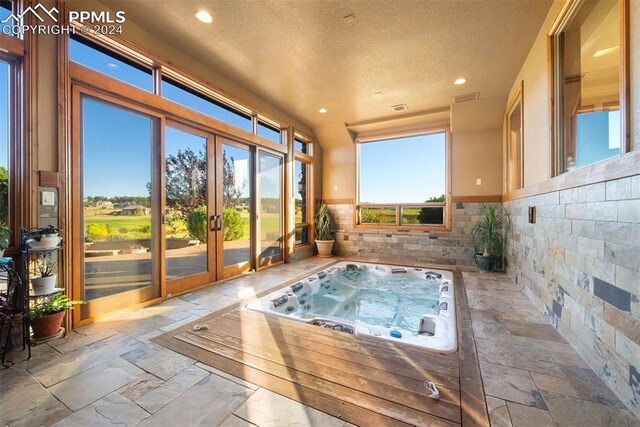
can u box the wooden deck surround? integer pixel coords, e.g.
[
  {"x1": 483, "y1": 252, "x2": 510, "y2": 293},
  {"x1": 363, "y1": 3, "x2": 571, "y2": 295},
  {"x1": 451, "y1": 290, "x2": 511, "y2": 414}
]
[{"x1": 153, "y1": 268, "x2": 489, "y2": 427}]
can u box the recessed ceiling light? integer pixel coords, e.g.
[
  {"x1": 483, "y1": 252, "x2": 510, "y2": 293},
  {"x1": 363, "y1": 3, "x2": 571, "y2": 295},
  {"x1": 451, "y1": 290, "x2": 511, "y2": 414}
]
[
  {"x1": 319, "y1": 108, "x2": 327, "y2": 113},
  {"x1": 593, "y1": 46, "x2": 618, "y2": 57},
  {"x1": 374, "y1": 91, "x2": 383, "y2": 96},
  {"x1": 454, "y1": 78, "x2": 467, "y2": 85},
  {"x1": 195, "y1": 10, "x2": 213, "y2": 24},
  {"x1": 107, "y1": 63, "x2": 117, "y2": 68}
]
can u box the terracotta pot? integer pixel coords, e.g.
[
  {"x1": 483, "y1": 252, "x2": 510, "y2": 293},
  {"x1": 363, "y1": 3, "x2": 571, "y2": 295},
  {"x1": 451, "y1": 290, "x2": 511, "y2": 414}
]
[
  {"x1": 30, "y1": 311, "x2": 65, "y2": 338},
  {"x1": 315, "y1": 240, "x2": 334, "y2": 258}
]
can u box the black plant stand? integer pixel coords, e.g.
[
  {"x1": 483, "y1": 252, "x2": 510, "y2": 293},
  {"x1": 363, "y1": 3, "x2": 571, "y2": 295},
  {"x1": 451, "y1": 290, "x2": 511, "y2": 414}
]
[{"x1": 0, "y1": 257, "x2": 24, "y2": 367}]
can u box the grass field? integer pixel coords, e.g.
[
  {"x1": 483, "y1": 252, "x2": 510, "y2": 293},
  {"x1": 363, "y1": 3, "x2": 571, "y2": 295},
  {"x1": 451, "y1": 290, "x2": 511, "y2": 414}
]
[
  {"x1": 83, "y1": 207, "x2": 282, "y2": 242},
  {"x1": 360, "y1": 207, "x2": 444, "y2": 225}
]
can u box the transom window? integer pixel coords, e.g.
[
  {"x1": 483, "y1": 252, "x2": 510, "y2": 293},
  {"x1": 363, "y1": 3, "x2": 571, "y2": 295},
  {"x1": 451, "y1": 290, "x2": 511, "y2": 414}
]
[
  {"x1": 161, "y1": 76, "x2": 253, "y2": 133},
  {"x1": 0, "y1": 0, "x2": 15, "y2": 36},
  {"x1": 69, "y1": 36, "x2": 154, "y2": 92},
  {"x1": 257, "y1": 120, "x2": 282, "y2": 144},
  {"x1": 550, "y1": 0, "x2": 628, "y2": 175},
  {"x1": 357, "y1": 131, "x2": 448, "y2": 227},
  {"x1": 295, "y1": 136, "x2": 311, "y2": 155}
]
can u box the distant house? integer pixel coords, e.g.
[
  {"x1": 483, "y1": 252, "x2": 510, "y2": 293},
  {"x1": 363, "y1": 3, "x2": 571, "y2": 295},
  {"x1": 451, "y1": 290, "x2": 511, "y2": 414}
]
[
  {"x1": 96, "y1": 201, "x2": 114, "y2": 209},
  {"x1": 119, "y1": 204, "x2": 151, "y2": 216}
]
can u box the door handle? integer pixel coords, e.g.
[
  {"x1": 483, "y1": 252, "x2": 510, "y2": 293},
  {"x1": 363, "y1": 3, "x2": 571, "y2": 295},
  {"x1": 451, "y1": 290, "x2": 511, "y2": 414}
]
[
  {"x1": 210, "y1": 215, "x2": 217, "y2": 231},
  {"x1": 215, "y1": 214, "x2": 223, "y2": 231}
]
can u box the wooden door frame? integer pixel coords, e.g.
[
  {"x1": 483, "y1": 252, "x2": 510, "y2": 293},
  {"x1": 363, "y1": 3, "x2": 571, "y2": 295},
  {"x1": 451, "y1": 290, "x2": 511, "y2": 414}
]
[
  {"x1": 71, "y1": 84, "x2": 163, "y2": 326},
  {"x1": 163, "y1": 120, "x2": 217, "y2": 296}
]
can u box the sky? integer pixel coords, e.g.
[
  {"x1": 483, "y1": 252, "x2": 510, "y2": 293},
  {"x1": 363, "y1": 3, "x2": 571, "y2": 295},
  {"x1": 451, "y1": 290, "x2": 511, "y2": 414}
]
[
  {"x1": 359, "y1": 133, "x2": 446, "y2": 203},
  {"x1": 82, "y1": 98, "x2": 152, "y2": 197}
]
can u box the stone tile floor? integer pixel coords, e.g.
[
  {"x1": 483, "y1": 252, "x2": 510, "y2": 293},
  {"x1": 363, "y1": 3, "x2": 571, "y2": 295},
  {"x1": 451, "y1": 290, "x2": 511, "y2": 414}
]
[
  {"x1": 0, "y1": 257, "x2": 638, "y2": 426},
  {"x1": 464, "y1": 272, "x2": 639, "y2": 427}
]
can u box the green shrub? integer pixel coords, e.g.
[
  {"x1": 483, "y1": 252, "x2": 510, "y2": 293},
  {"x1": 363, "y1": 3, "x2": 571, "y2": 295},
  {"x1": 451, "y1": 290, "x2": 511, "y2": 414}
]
[
  {"x1": 86, "y1": 223, "x2": 109, "y2": 242},
  {"x1": 360, "y1": 208, "x2": 382, "y2": 223},
  {"x1": 223, "y1": 208, "x2": 244, "y2": 241},
  {"x1": 186, "y1": 206, "x2": 208, "y2": 243}
]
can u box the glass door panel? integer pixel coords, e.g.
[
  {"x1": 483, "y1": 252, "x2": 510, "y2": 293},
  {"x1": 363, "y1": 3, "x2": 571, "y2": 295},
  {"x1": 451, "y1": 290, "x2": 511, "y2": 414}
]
[
  {"x1": 165, "y1": 126, "x2": 212, "y2": 284},
  {"x1": 257, "y1": 151, "x2": 283, "y2": 265},
  {"x1": 222, "y1": 143, "x2": 252, "y2": 272},
  {"x1": 80, "y1": 97, "x2": 158, "y2": 310}
]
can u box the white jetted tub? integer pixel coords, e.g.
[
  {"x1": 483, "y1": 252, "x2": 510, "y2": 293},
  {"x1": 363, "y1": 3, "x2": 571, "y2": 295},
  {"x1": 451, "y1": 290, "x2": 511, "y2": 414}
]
[{"x1": 246, "y1": 261, "x2": 457, "y2": 352}]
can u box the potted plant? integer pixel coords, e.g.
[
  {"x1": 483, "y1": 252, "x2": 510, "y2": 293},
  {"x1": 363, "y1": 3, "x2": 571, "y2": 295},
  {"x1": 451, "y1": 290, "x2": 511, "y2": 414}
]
[
  {"x1": 31, "y1": 260, "x2": 58, "y2": 296},
  {"x1": 26, "y1": 294, "x2": 84, "y2": 339},
  {"x1": 470, "y1": 205, "x2": 510, "y2": 272},
  {"x1": 0, "y1": 225, "x2": 10, "y2": 258},
  {"x1": 27, "y1": 226, "x2": 62, "y2": 250},
  {"x1": 314, "y1": 201, "x2": 334, "y2": 258}
]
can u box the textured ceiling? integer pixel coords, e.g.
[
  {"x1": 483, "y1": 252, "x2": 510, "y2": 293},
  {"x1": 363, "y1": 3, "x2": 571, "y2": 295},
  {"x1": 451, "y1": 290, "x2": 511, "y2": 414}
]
[{"x1": 98, "y1": 0, "x2": 553, "y2": 141}]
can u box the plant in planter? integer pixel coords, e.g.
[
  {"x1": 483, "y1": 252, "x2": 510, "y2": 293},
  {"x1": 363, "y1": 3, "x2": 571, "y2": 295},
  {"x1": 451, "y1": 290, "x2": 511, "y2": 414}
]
[
  {"x1": 470, "y1": 205, "x2": 511, "y2": 272},
  {"x1": 314, "y1": 201, "x2": 334, "y2": 258},
  {"x1": 27, "y1": 226, "x2": 62, "y2": 249},
  {"x1": 26, "y1": 294, "x2": 84, "y2": 339},
  {"x1": 31, "y1": 260, "x2": 58, "y2": 296},
  {"x1": 0, "y1": 225, "x2": 10, "y2": 258}
]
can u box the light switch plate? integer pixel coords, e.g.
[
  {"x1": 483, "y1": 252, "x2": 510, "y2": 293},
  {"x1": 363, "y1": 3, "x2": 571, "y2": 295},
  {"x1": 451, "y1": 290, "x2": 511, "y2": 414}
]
[
  {"x1": 41, "y1": 191, "x2": 55, "y2": 206},
  {"x1": 476, "y1": 178, "x2": 482, "y2": 186}
]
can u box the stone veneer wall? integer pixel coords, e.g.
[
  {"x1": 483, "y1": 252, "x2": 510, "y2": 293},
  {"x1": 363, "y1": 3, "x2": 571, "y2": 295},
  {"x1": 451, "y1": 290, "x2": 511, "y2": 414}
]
[
  {"x1": 504, "y1": 176, "x2": 640, "y2": 418},
  {"x1": 326, "y1": 202, "x2": 501, "y2": 266}
]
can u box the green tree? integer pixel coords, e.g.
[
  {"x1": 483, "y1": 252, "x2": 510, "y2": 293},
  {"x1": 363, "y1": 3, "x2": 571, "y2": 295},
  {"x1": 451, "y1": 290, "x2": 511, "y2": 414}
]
[
  {"x1": 223, "y1": 208, "x2": 244, "y2": 241},
  {"x1": 222, "y1": 151, "x2": 246, "y2": 209},
  {"x1": 0, "y1": 167, "x2": 8, "y2": 225},
  {"x1": 164, "y1": 147, "x2": 207, "y2": 219},
  {"x1": 186, "y1": 206, "x2": 207, "y2": 243}
]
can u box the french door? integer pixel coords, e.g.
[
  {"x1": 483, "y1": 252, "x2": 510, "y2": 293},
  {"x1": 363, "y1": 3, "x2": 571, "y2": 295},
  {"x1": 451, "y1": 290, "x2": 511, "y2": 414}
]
[{"x1": 72, "y1": 88, "x2": 285, "y2": 324}]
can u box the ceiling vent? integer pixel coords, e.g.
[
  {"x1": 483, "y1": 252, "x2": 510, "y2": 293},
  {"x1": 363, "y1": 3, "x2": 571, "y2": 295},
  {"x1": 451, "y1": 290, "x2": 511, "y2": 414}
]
[
  {"x1": 453, "y1": 92, "x2": 480, "y2": 103},
  {"x1": 390, "y1": 104, "x2": 408, "y2": 112}
]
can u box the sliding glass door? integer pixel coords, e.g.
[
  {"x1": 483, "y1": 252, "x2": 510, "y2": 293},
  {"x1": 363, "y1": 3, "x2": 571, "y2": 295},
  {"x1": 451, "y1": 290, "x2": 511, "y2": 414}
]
[
  {"x1": 257, "y1": 150, "x2": 284, "y2": 267},
  {"x1": 73, "y1": 92, "x2": 285, "y2": 323},
  {"x1": 75, "y1": 94, "x2": 160, "y2": 320},
  {"x1": 164, "y1": 124, "x2": 216, "y2": 294},
  {"x1": 219, "y1": 139, "x2": 253, "y2": 277}
]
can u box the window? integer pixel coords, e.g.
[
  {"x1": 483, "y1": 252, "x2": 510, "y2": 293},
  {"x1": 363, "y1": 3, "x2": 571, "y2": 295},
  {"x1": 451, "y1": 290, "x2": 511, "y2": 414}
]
[
  {"x1": 295, "y1": 136, "x2": 311, "y2": 155},
  {"x1": 357, "y1": 131, "x2": 447, "y2": 227},
  {"x1": 0, "y1": 0, "x2": 15, "y2": 36},
  {"x1": 69, "y1": 36, "x2": 154, "y2": 92},
  {"x1": 294, "y1": 160, "x2": 311, "y2": 245},
  {"x1": 551, "y1": 0, "x2": 627, "y2": 175},
  {"x1": 505, "y1": 82, "x2": 524, "y2": 192},
  {"x1": 257, "y1": 120, "x2": 282, "y2": 144},
  {"x1": 0, "y1": 59, "x2": 10, "y2": 227},
  {"x1": 161, "y1": 77, "x2": 253, "y2": 133}
]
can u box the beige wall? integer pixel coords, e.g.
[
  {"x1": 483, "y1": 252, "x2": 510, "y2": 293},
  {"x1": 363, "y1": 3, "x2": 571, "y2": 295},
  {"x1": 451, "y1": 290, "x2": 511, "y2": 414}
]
[
  {"x1": 451, "y1": 96, "x2": 506, "y2": 196},
  {"x1": 451, "y1": 128, "x2": 503, "y2": 195},
  {"x1": 504, "y1": 0, "x2": 558, "y2": 186},
  {"x1": 322, "y1": 145, "x2": 355, "y2": 201}
]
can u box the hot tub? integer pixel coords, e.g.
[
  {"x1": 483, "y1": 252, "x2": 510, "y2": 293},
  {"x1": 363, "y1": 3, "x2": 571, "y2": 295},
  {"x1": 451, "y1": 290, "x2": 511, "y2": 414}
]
[{"x1": 245, "y1": 261, "x2": 457, "y2": 352}]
